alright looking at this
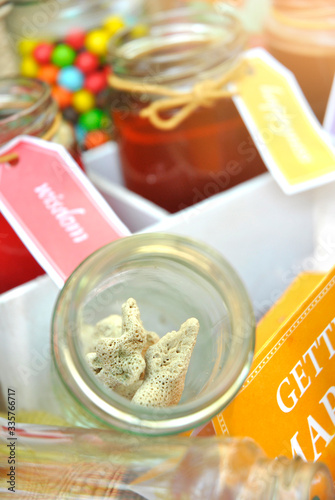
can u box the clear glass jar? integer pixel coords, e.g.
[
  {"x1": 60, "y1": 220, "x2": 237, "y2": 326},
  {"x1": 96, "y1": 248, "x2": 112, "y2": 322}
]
[
  {"x1": 6, "y1": 0, "x2": 142, "y2": 43},
  {"x1": 0, "y1": 2, "x2": 18, "y2": 77},
  {"x1": 264, "y1": 0, "x2": 335, "y2": 123},
  {"x1": 52, "y1": 232, "x2": 255, "y2": 436},
  {"x1": 2, "y1": 421, "x2": 334, "y2": 499},
  {"x1": 0, "y1": 77, "x2": 81, "y2": 293},
  {"x1": 5, "y1": 0, "x2": 143, "y2": 151},
  {"x1": 108, "y1": 6, "x2": 267, "y2": 213}
]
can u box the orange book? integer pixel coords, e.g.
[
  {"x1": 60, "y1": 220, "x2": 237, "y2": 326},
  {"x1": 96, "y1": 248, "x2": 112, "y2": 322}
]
[{"x1": 211, "y1": 270, "x2": 335, "y2": 482}]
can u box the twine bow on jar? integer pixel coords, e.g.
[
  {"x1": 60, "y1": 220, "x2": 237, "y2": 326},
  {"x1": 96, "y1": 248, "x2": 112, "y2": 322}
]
[{"x1": 109, "y1": 60, "x2": 247, "y2": 130}]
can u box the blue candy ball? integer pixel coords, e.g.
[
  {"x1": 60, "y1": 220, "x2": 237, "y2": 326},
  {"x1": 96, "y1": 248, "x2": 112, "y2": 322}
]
[
  {"x1": 58, "y1": 66, "x2": 84, "y2": 92},
  {"x1": 75, "y1": 124, "x2": 87, "y2": 145}
]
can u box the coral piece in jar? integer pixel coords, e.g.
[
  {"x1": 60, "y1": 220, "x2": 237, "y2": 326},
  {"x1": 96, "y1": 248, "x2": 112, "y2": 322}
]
[
  {"x1": 132, "y1": 318, "x2": 199, "y2": 408},
  {"x1": 86, "y1": 298, "x2": 199, "y2": 407},
  {"x1": 86, "y1": 298, "x2": 159, "y2": 399}
]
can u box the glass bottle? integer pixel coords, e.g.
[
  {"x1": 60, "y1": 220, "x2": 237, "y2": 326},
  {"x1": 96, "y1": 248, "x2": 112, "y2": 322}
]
[
  {"x1": 52, "y1": 232, "x2": 255, "y2": 435},
  {"x1": 0, "y1": 77, "x2": 81, "y2": 293},
  {"x1": 108, "y1": 5, "x2": 267, "y2": 213},
  {"x1": 264, "y1": 0, "x2": 335, "y2": 123},
  {"x1": 0, "y1": 420, "x2": 334, "y2": 499}
]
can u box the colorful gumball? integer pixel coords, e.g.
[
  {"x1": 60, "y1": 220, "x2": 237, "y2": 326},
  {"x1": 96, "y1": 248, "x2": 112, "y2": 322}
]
[
  {"x1": 58, "y1": 66, "x2": 84, "y2": 92},
  {"x1": 75, "y1": 124, "x2": 87, "y2": 144},
  {"x1": 85, "y1": 29, "x2": 110, "y2": 56},
  {"x1": 18, "y1": 39, "x2": 39, "y2": 56},
  {"x1": 63, "y1": 106, "x2": 80, "y2": 124},
  {"x1": 65, "y1": 29, "x2": 86, "y2": 51},
  {"x1": 37, "y1": 64, "x2": 59, "y2": 85},
  {"x1": 33, "y1": 42, "x2": 54, "y2": 64},
  {"x1": 84, "y1": 71, "x2": 107, "y2": 94},
  {"x1": 75, "y1": 51, "x2": 99, "y2": 74},
  {"x1": 84, "y1": 130, "x2": 110, "y2": 150},
  {"x1": 52, "y1": 85, "x2": 73, "y2": 109},
  {"x1": 72, "y1": 89, "x2": 95, "y2": 113},
  {"x1": 103, "y1": 16, "x2": 125, "y2": 36},
  {"x1": 51, "y1": 44, "x2": 77, "y2": 67},
  {"x1": 20, "y1": 57, "x2": 39, "y2": 77},
  {"x1": 79, "y1": 108, "x2": 108, "y2": 131}
]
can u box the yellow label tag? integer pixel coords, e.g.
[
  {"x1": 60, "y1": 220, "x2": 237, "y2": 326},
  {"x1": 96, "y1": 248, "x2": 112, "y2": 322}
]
[
  {"x1": 213, "y1": 268, "x2": 335, "y2": 483},
  {"x1": 233, "y1": 49, "x2": 335, "y2": 193}
]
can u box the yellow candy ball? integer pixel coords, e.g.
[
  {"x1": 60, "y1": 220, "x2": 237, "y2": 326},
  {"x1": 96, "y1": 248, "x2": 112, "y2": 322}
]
[
  {"x1": 131, "y1": 24, "x2": 149, "y2": 39},
  {"x1": 72, "y1": 89, "x2": 95, "y2": 113},
  {"x1": 18, "y1": 39, "x2": 39, "y2": 56},
  {"x1": 85, "y1": 29, "x2": 110, "y2": 56},
  {"x1": 103, "y1": 16, "x2": 125, "y2": 36},
  {"x1": 20, "y1": 57, "x2": 39, "y2": 77}
]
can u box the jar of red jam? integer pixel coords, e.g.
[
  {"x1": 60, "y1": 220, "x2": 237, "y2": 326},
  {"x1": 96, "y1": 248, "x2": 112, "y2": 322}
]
[
  {"x1": 109, "y1": 6, "x2": 266, "y2": 213},
  {"x1": 0, "y1": 77, "x2": 82, "y2": 293}
]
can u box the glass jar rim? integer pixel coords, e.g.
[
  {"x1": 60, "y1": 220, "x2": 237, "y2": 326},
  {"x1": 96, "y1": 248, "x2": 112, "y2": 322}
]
[
  {"x1": 52, "y1": 232, "x2": 255, "y2": 435},
  {"x1": 265, "y1": 1, "x2": 335, "y2": 54},
  {"x1": 7, "y1": 0, "x2": 142, "y2": 39},
  {"x1": 272, "y1": 0, "x2": 334, "y2": 8},
  {"x1": 109, "y1": 5, "x2": 247, "y2": 87},
  {"x1": 0, "y1": 77, "x2": 57, "y2": 144}
]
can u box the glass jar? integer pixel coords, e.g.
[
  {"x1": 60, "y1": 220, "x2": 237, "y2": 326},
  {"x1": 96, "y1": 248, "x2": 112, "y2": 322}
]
[
  {"x1": 0, "y1": 1, "x2": 18, "y2": 77},
  {"x1": 108, "y1": 6, "x2": 267, "y2": 213},
  {"x1": 264, "y1": 0, "x2": 335, "y2": 123},
  {"x1": 52, "y1": 232, "x2": 255, "y2": 435},
  {"x1": 5, "y1": 0, "x2": 143, "y2": 151},
  {"x1": 0, "y1": 77, "x2": 81, "y2": 293},
  {"x1": 3, "y1": 422, "x2": 334, "y2": 500},
  {"x1": 6, "y1": 0, "x2": 142, "y2": 44}
]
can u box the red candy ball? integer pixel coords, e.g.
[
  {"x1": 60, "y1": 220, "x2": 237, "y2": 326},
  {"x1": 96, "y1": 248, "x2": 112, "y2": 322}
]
[
  {"x1": 65, "y1": 29, "x2": 86, "y2": 51},
  {"x1": 84, "y1": 71, "x2": 108, "y2": 94},
  {"x1": 33, "y1": 43, "x2": 54, "y2": 64},
  {"x1": 103, "y1": 65, "x2": 112, "y2": 77},
  {"x1": 75, "y1": 51, "x2": 100, "y2": 74}
]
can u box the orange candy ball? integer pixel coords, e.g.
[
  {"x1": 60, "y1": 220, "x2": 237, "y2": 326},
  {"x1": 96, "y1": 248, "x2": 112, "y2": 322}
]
[
  {"x1": 84, "y1": 130, "x2": 110, "y2": 149},
  {"x1": 37, "y1": 64, "x2": 59, "y2": 85},
  {"x1": 51, "y1": 85, "x2": 73, "y2": 109}
]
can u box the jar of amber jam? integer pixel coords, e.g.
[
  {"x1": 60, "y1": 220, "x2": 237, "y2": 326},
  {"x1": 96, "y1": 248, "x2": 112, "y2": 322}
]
[
  {"x1": 109, "y1": 6, "x2": 266, "y2": 213},
  {"x1": 0, "y1": 77, "x2": 81, "y2": 293},
  {"x1": 265, "y1": 0, "x2": 335, "y2": 123}
]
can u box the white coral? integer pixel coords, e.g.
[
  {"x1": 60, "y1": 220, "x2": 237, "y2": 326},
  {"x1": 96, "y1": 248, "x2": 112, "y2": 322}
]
[
  {"x1": 86, "y1": 298, "x2": 199, "y2": 407},
  {"x1": 132, "y1": 318, "x2": 199, "y2": 407},
  {"x1": 86, "y1": 298, "x2": 159, "y2": 399}
]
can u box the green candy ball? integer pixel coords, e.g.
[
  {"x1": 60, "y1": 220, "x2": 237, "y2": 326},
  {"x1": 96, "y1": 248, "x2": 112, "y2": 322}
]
[
  {"x1": 79, "y1": 108, "x2": 109, "y2": 131},
  {"x1": 51, "y1": 44, "x2": 76, "y2": 67}
]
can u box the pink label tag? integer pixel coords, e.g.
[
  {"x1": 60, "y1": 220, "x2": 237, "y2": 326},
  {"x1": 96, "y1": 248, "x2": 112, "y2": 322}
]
[{"x1": 0, "y1": 136, "x2": 130, "y2": 287}]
